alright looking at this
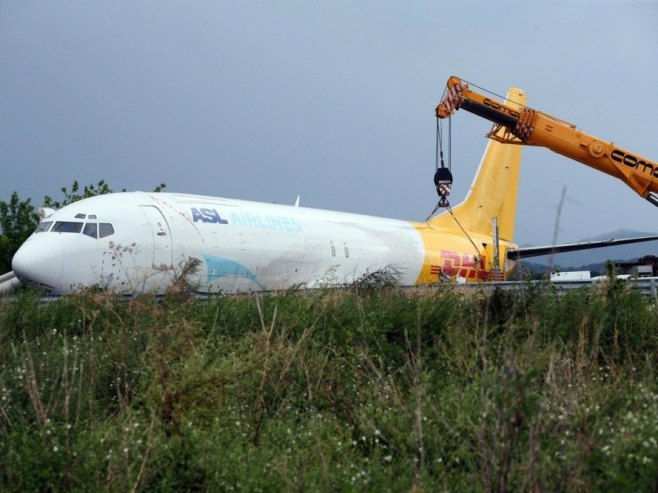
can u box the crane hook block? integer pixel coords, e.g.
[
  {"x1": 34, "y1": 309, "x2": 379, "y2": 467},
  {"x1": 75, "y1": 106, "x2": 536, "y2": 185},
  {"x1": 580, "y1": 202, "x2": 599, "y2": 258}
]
[{"x1": 434, "y1": 167, "x2": 453, "y2": 207}]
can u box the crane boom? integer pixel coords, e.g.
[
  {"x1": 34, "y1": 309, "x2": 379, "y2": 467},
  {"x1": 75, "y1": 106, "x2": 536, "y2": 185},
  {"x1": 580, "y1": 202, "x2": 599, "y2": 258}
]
[{"x1": 436, "y1": 76, "x2": 658, "y2": 207}]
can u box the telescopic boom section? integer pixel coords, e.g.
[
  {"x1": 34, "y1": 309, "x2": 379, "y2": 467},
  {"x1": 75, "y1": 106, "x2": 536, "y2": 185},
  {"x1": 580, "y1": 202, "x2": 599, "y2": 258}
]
[{"x1": 436, "y1": 76, "x2": 658, "y2": 207}]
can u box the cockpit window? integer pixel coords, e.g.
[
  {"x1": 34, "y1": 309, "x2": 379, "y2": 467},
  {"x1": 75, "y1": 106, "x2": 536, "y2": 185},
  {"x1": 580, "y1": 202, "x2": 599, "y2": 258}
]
[
  {"x1": 99, "y1": 223, "x2": 114, "y2": 238},
  {"x1": 35, "y1": 221, "x2": 53, "y2": 233},
  {"x1": 52, "y1": 221, "x2": 83, "y2": 233},
  {"x1": 83, "y1": 223, "x2": 98, "y2": 238},
  {"x1": 75, "y1": 213, "x2": 86, "y2": 219}
]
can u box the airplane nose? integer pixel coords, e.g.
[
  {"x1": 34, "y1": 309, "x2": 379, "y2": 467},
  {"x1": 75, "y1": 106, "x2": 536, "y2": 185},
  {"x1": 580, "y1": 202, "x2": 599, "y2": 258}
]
[{"x1": 12, "y1": 238, "x2": 64, "y2": 291}]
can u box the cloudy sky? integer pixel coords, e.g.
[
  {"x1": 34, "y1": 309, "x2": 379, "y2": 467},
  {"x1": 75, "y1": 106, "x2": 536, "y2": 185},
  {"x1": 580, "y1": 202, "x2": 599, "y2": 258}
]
[{"x1": 1, "y1": 1, "x2": 657, "y2": 245}]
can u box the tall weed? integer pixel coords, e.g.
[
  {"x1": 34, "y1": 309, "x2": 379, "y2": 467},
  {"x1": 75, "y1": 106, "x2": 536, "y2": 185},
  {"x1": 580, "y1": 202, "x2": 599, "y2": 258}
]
[{"x1": 1, "y1": 284, "x2": 657, "y2": 490}]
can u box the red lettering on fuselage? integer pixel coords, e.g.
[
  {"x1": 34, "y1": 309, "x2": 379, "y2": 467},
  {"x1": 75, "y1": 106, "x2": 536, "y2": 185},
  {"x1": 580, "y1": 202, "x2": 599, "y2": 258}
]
[{"x1": 438, "y1": 250, "x2": 487, "y2": 280}]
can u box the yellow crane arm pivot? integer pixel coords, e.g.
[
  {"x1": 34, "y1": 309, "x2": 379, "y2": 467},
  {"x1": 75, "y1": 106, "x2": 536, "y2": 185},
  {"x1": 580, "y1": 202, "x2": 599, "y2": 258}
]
[{"x1": 436, "y1": 76, "x2": 658, "y2": 206}]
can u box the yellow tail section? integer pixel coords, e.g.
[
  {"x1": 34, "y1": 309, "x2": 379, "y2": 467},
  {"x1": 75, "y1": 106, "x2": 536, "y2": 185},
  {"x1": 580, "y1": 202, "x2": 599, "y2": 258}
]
[{"x1": 427, "y1": 87, "x2": 527, "y2": 241}]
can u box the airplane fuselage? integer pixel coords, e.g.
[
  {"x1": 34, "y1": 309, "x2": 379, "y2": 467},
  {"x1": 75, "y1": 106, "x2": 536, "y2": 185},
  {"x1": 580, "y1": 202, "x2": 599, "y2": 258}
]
[{"x1": 11, "y1": 192, "x2": 517, "y2": 295}]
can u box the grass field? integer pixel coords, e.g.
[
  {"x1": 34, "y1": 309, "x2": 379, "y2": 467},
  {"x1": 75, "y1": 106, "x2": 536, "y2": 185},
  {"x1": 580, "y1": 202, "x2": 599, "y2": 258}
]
[{"x1": 1, "y1": 280, "x2": 658, "y2": 491}]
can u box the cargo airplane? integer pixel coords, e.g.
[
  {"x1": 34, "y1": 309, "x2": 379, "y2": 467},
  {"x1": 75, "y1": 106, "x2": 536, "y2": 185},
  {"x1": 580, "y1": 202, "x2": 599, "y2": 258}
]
[{"x1": 3, "y1": 87, "x2": 657, "y2": 296}]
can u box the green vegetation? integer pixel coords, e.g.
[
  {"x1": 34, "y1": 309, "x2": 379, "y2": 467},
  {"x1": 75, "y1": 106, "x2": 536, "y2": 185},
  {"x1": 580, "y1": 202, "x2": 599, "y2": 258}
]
[
  {"x1": 0, "y1": 193, "x2": 40, "y2": 273},
  {"x1": 1, "y1": 283, "x2": 658, "y2": 491}
]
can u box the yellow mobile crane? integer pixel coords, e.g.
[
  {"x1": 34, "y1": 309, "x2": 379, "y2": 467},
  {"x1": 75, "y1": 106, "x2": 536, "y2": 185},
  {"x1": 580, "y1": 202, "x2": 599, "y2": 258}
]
[{"x1": 436, "y1": 76, "x2": 658, "y2": 206}]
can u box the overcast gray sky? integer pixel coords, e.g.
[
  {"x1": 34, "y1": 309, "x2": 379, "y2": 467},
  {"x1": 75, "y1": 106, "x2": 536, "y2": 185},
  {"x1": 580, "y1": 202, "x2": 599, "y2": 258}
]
[{"x1": 2, "y1": 0, "x2": 657, "y2": 245}]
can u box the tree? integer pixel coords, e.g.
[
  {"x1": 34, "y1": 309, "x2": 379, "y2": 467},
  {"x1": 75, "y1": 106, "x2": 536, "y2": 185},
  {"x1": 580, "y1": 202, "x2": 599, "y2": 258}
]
[
  {"x1": 0, "y1": 192, "x2": 40, "y2": 273},
  {"x1": 42, "y1": 179, "x2": 115, "y2": 209},
  {"x1": 0, "y1": 180, "x2": 167, "y2": 273},
  {"x1": 41, "y1": 180, "x2": 167, "y2": 209}
]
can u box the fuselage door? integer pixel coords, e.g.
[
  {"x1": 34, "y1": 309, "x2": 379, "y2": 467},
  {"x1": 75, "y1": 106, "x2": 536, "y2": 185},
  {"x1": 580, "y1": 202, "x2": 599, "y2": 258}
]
[{"x1": 139, "y1": 205, "x2": 173, "y2": 269}]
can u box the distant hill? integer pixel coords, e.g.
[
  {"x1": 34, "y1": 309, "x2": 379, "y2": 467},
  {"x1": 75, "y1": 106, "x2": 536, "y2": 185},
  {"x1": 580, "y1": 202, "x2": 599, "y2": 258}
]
[{"x1": 519, "y1": 229, "x2": 658, "y2": 270}]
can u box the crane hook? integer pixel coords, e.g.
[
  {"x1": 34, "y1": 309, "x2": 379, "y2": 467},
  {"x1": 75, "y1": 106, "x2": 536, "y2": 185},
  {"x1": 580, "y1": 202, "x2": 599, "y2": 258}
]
[{"x1": 434, "y1": 165, "x2": 453, "y2": 208}]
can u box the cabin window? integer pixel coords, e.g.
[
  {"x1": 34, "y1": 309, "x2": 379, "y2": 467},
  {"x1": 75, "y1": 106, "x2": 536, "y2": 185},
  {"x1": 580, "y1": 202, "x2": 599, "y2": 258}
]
[
  {"x1": 83, "y1": 223, "x2": 98, "y2": 238},
  {"x1": 344, "y1": 246, "x2": 349, "y2": 258},
  {"x1": 331, "y1": 245, "x2": 336, "y2": 257},
  {"x1": 99, "y1": 223, "x2": 114, "y2": 238},
  {"x1": 52, "y1": 221, "x2": 83, "y2": 233},
  {"x1": 35, "y1": 221, "x2": 53, "y2": 233}
]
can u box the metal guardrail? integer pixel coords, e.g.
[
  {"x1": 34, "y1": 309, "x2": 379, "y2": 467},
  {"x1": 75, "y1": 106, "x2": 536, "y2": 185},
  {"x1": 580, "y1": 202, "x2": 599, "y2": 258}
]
[
  {"x1": 558, "y1": 277, "x2": 658, "y2": 298},
  {"x1": 3, "y1": 277, "x2": 658, "y2": 302},
  {"x1": 457, "y1": 277, "x2": 658, "y2": 299}
]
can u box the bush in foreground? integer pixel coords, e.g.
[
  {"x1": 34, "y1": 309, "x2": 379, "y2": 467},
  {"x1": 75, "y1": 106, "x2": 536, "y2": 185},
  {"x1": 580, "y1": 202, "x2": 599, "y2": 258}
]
[{"x1": 1, "y1": 283, "x2": 657, "y2": 491}]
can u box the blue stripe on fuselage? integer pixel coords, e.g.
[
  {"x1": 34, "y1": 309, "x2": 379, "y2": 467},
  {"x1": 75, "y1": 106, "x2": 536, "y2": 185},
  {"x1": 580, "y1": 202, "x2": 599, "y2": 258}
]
[{"x1": 203, "y1": 254, "x2": 263, "y2": 289}]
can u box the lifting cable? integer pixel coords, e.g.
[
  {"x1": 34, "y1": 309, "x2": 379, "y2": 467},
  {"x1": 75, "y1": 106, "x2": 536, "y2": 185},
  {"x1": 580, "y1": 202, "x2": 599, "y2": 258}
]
[
  {"x1": 463, "y1": 78, "x2": 516, "y2": 108},
  {"x1": 446, "y1": 203, "x2": 483, "y2": 261},
  {"x1": 433, "y1": 107, "x2": 453, "y2": 209},
  {"x1": 425, "y1": 88, "x2": 483, "y2": 266},
  {"x1": 425, "y1": 91, "x2": 453, "y2": 221}
]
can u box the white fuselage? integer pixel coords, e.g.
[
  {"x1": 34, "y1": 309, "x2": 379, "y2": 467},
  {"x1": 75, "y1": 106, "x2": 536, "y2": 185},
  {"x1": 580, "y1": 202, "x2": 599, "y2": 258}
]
[
  {"x1": 12, "y1": 192, "x2": 427, "y2": 294},
  {"x1": 8, "y1": 86, "x2": 531, "y2": 296}
]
